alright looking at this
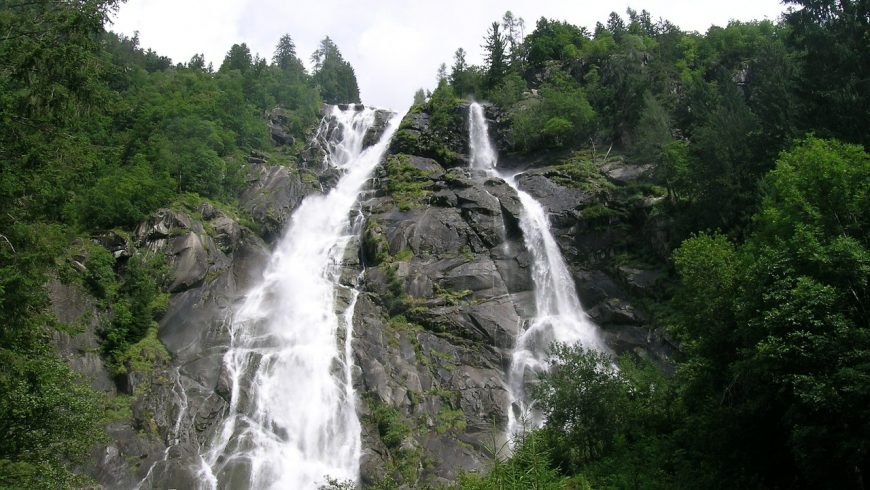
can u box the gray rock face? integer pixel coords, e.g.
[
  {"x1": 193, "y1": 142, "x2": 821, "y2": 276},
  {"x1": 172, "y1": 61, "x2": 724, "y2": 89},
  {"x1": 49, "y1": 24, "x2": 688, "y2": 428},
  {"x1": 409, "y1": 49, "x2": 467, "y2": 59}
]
[
  {"x1": 48, "y1": 279, "x2": 116, "y2": 394},
  {"x1": 73, "y1": 101, "x2": 679, "y2": 488},
  {"x1": 239, "y1": 163, "x2": 312, "y2": 241},
  {"x1": 356, "y1": 115, "x2": 533, "y2": 486},
  {"x1": 70, "y1": 202, "x2": 271, "y2": 488},
  {"x1": 268, "y1": 107, "x2": 296, "y2": 146},
  {"x1": 505, "y1": 151, "x2": 678, "y2": 366},
  {"x1": 602, "y1": 160, "x2": 653, "y2": 184}
]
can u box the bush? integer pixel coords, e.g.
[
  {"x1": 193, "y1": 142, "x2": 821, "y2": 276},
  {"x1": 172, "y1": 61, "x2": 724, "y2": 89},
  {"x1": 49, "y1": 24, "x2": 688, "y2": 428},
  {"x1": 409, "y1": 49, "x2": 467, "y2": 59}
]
[{"x1": 72, "y1": 155, "x2": 174, "y2": 230}]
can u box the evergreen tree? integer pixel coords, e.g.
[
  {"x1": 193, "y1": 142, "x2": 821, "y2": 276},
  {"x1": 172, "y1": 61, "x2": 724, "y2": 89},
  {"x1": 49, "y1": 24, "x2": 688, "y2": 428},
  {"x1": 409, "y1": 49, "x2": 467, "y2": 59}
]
[
  {"x1": 273, "y1": 33, "x2": 306, "y2": 79},
  {"x1": 412, "y1": 88, "x2": 426, "y2": 106},
  {"x1": 436, "y1": 62, "x2": 448, "y2": 84},
  {"x1": 482, "y1": 22, "x2": 508, "y2": 89},
  {"x1": 449, "y1": 47, "x2": 474, "y2": 97},
  {"x1": 187, "y1": 53, "x2": 207, "y2": 71},
  {"x1": 501, "y1": 11, "x2": 526, "y2": 70},
  {"x1": 219, "y1": 43, "x2": 253, "y2": 73},
  {"x1": 311, "y1": 36, "x2": 361, "y2": 104},
  {"x1": 784, "y1": 0, "x2": 870, "y2": 147}
]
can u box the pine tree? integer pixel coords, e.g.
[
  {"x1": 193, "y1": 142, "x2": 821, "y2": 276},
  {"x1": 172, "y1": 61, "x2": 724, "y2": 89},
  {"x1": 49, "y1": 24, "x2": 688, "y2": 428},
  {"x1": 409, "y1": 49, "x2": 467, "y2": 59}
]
[
  {"x1": 220, "y1": 43, "x2": 253, "y2": 73},
  {"x1": 273, "y1": 34, "x2": 305, "y2": 78},
  {"x1": 482, "y1": 22, "x2": 508, "y2": 89},
  {"x1": 311, "y1": 37, "x2": 360, "y2": 104}
]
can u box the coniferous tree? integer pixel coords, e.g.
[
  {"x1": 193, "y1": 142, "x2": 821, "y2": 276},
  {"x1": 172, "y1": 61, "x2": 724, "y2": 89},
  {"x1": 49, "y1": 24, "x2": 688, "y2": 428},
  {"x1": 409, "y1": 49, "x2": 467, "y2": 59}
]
[
  {"x1": 219, "y1": 43, "x2": 253, "y2": 73},
  {"x1": 273, "y1": 34, "x2": 306, "y2": 79},
  {"x1": 187, "y1": 53, "x2": 207, "y2": 71},
  {"x1": 436, "y1": 62, "x2": 448, "y2": 84},
  {"x1": 501, "y1": 11, "x2": 526, "y2": 71},
  {"x1": 449, "y1": 47, "x2": 473, "y2": 97},
  {"x1": 412, "y1": 88, "x2": 426, "y2": 106},
  {"x1": 311, "y1": 37, "x2": 360, "y2": 104},
  {"x1": 482, "y1": 22, "x2": 508, "y2": 89}
]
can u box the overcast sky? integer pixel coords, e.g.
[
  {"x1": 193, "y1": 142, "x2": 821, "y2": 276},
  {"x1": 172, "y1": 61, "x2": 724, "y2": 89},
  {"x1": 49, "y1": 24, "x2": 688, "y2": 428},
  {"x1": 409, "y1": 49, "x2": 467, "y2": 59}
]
[{"x1": 110, "y1": 0, "x2": 788, "y2": 111}]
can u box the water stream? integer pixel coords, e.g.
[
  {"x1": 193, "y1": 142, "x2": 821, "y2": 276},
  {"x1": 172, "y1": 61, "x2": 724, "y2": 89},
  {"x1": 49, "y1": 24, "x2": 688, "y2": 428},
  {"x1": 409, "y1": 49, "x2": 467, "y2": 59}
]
[
  {"x1": 197, "y1": 106, "x2": 401, "y2": 489},
  {"x1": 467, "y1": 102, "x2": 607, "y2": 441}
]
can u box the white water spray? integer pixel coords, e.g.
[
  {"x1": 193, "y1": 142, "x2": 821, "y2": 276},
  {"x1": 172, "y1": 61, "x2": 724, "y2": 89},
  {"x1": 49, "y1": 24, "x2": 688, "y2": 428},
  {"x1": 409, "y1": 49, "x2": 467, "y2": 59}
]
[
  {"x1": 467, "y1": 102, "x2": 607, "y2": 440},
  {"x1": 198, "y1": 106, "x2": 402, "y2": 489}
]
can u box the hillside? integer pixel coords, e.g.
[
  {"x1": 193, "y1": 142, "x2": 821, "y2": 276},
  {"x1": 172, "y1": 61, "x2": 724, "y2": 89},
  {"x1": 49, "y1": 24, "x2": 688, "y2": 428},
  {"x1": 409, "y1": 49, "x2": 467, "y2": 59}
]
[{"x1": 0, "y1": 2, "x2": 868, "y2": 489}]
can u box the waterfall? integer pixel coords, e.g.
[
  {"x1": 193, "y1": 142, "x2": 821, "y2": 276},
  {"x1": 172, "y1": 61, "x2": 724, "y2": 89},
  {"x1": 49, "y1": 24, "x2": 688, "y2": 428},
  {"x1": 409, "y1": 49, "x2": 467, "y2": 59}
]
[
  {"x1": 197, "y1": 106, "x2": 402, "y2": 489},
  {"x1": 467, "y1": 102, "x2": 606, "y2": 441}
]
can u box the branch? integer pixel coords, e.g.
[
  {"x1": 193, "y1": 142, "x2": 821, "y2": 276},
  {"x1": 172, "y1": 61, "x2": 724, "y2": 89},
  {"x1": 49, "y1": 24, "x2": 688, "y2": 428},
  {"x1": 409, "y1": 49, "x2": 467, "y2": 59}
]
[{"x1": 0, "y1": 234, "x2": 15, "y2": 254}]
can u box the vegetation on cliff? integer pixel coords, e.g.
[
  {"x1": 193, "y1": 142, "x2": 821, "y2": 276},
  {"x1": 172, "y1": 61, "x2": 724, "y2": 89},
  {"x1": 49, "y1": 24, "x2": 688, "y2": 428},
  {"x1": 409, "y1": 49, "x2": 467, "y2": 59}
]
[
  {"x1": 0, "y1": 0, "x2": 867, "y2": 488},
  {"x1": 432, "y1": 3, "x2": 869, "y2": 489},
  {"x1": 0, "y1": 1, "x2": 360, "y2": 486}
]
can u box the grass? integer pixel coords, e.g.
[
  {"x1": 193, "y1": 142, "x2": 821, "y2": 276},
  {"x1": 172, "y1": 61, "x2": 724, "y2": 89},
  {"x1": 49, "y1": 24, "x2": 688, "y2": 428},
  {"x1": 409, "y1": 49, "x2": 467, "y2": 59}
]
[{"x1": 385, "y1": 154, "x2": 434, "y2": 211}]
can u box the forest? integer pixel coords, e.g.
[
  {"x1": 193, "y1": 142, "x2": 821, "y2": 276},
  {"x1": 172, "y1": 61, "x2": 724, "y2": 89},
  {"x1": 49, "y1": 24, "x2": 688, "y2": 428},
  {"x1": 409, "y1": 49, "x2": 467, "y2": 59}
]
[{"x1": 0, "y1": 0, "x2": 867, "y2": 488}]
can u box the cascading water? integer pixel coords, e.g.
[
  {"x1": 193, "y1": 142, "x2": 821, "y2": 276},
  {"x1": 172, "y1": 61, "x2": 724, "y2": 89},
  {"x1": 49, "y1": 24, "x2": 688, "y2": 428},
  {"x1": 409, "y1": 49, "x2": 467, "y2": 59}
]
[
  {"x1": 197, "y1": 106, "x2": 402, "y2": 489},
  {"x1": 467, "y1": 102, "x2": 607, "y2": 440}
]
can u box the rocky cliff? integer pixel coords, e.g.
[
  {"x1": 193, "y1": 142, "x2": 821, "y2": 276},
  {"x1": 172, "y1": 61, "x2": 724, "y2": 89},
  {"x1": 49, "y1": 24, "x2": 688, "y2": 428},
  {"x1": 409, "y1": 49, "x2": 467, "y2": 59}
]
[{"x1": 56, "y1": 103, "x2": 676, "y2": 488}]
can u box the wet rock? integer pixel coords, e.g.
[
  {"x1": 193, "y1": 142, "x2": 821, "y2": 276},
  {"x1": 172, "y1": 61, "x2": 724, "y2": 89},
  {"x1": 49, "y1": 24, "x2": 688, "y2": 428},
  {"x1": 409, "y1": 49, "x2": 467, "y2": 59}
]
[
  {"x1": 48, "y1": 279, "x2": 116, "y2": 394},
  {"x1": 573, "y1": 269, "x2": 625, "y2": 307},
  {"x1": 268, "y1": 107, "x2": 296, "y2": 146},
  {"x1": 602, "y1": 160, "x2": 653, "y2": 185},
  {"x1": 363, "y1": 109, "x2": 395, "y2": 148},
  {"x1": 88, "y1": 421, "x2": 164, "y2": 489},
  {"x1": 197, "y1": 202, "x2": 218, "y2": 220},
  {"x1": 239, "y1": 164, "x2": 311, "y2": 241},
  {"x1": 618, "y1": 266, "x2": 664, "y2": 293},
  {"x1": 167, "y1": 232, "x2": 208, "y2": 292},
  {"x1": 135, "y1": 209, "x2": 193, "y2": 243},
  {"x1": 93, "y1": 230, "x2": 133, "y2": 259},
  {"x1": 211, "y1": 215, "x2": 242, "y2": 253},
  {"x1": 588, "y1": 298, "x2": 647, "y2": 325}
]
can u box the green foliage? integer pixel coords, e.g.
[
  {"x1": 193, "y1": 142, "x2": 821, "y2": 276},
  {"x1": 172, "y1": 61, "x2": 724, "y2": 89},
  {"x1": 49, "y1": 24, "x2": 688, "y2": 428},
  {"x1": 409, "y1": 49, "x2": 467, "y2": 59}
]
[
  {"x1": 101, "y1": 254, "x2": 169, "y2": 369},
  {"x1": 671, "y1": 137, "x2": 870, "y2": 488},
  {"x1": 632, "y1": 92, "x2": 689, "y2": 201},
  {"x1": 462, "y1": 344, "x2": 678, "y2": 489},
  {"x1": 457, "y1": 430, "x2": 565, "y2": 490},
  {"x1": 525, "y1": 17, "x2": 589, "y2": 68},
  {"x1": 0, "y1": 341, "x2": 103, "y2": 489},
  {"x1": 391, "y1": 129, "x2": 460, "y2": 166},
  {"x1": 0, "y1": 224, "x2": 105, "y2": 488},
  {"x1": 489, "y1": 72, "x2": 526, "y2": 107},
  {"x1": 784, "y1": 0, "x2": 870, "y2": 148},
  {"x1": 72, "y1": 155, "x2": 175, "y2": 229},
  {"x1": 435, "y1": 405, "x2": 467, "y2": 434},
  {"x1": 370, "y1": 401, "x2": 411, "y2": 450},
  {"x1": 426, "y1": 83, "x2": 460, "y2": 133},
  {"x1": 544, "y1": 150, "x2": 614, "y2": 193},
  {"x1": 311, "y1": 36, "x2": 360, "y2": 104},
  {"x1": 114, "y1": 326, "x2": 170, "y2": 376},
  {"x1": 385, "y1": 154, "x2": 433, "y2": 211},
  {"x1": 412, "y1": 88, "x2": 426, "y2": 106},
  {"x1": 219, "y1": 43, "x2": 253, "y2": 73},
  {"x1": 450, "y1": 47, "x2": 482, "y2": 98},
  {"x1": 531, "y1": 345, "x2": 626, "y2": 465},
  {"x1": 433, "y1": 284, "x2": 472, "y2": 306},
  {"x1": 511, "y1": 71, "x2": 595, "y2": 151},
  {"x1": 482, "y1": 22, "x2": 508, "y2": 89}
]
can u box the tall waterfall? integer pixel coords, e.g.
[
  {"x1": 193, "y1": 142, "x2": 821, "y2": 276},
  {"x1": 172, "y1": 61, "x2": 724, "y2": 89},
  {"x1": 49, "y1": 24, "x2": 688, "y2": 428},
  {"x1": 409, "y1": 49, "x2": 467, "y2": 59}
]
[
  {"x1": 198, "y1": 106, "x2": 401, "y2": 489},
  {"x1": 467, "y1": 102, "x2": 606, "y2": 440}
]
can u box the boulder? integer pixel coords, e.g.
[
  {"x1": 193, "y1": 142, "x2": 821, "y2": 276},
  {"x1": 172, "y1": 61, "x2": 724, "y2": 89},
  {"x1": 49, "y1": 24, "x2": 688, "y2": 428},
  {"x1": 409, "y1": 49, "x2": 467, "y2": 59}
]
[
  {"x1": 601, "y1": 160, "x2": 653, "y2": 185},
  {"x1": 515, "y1": 172, "x2": 590, "y2": 226},
  {"x1": 167, "y1": 232, "x2": 208, "y2": 292},
  {"x1": 135, "y1": 209, "x2": 193, "y2": 244}
]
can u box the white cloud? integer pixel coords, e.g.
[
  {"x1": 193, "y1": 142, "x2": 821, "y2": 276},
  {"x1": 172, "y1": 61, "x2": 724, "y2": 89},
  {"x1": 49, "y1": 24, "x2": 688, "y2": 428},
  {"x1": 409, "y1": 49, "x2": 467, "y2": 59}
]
[{"x1": 110, "y1": 0, "x2": 786, "y2": 111}]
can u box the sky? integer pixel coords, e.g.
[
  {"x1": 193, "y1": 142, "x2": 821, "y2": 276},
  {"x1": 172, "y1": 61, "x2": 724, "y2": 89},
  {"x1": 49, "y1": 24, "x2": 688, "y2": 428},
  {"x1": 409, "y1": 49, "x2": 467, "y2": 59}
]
[{"x1": 110, "y1": 0, "x2": 788, "y2": 111}]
